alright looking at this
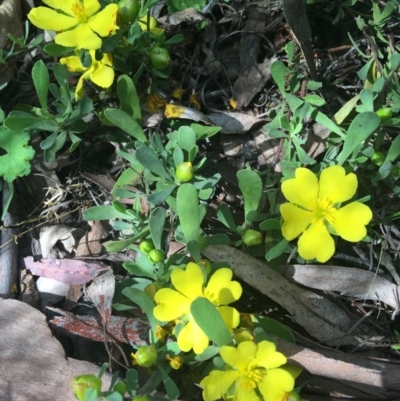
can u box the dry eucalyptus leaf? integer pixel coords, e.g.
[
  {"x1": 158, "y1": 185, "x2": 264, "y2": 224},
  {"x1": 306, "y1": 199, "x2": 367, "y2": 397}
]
[
  {"x1": 282, "y1": 264, "x2": 400, "y2": 311},
  {"x1": 208, "y1": 112, "x2": 264, "y2": 134},
  {"x1": 85, "y1": 270, "x2": 115, "y2": 327},
  {"x1": 202, "y1": 245, "x2": 378, "y2": 346},
  {"x1": 158, "y1": 8, "x2": 205, "y2": 26}
]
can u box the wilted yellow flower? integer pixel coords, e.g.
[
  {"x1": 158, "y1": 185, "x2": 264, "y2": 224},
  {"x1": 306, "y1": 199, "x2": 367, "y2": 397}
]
[
  {"x1": 171, "y1": 87, "x2": 185, "y2": 101},
  {"x1": 200, "y1": 341, "x2": 295, "y2": 401},
  {"x1": 146, "y1": 94, "x2": 167, "y2": 112},
  {"x1": 189, "y1": 93, "x2": 201, "y2": 110},
  {"x1": 280, "y1": 165, "x2": 373, "y2": 263},
  {"x1": 166, "y1": 354, "x2": 183, "y2": 370},
  {"x1": 153, "y1": 262, "x2": 242, "y2": 354},
  {"x1": 164, "y1": 104, "x2": 185, "y2": 118},
  {"x1": 60, "y1": 51, "x2": 114, "y2": 99},
  {"x1": 28, "y1": 0, "x2": 118, "y2": 50}
]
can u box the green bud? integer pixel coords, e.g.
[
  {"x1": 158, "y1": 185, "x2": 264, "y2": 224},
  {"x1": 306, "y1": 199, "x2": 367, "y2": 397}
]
[
  {"x1": 242, "y1": 229, "x2": 263, "y2": 246},
  {"x1": 139, "y1": 239, "x2": 155, "y2": 254},
  {"x1": 118, "y1": 0, "x2": 139, "y2": 25},
  {"x1": 197, "y1": 259, "x2": 211, "y2": 274},
  {"x1": 376, "y1": 107, "x2": 393, "y2": 121},
  {"x1": 175, "y1": 162, "x2": 194, "y2": 182},
  {"x1": 133, "y1": 345, "x2": 157, "y2": 367},
  {"x1": 148, "y1": 249, "x2": 165, "y2": 264},
  {"x1": 149, "y1": 46, "x2": 171, "y2": 70},
  {"x1": 285, "y1": 390, "x2": 301, "y2": 401},
  {"x1": 113, "y1": 380, "x2": 128, "y2": 396},
  {"x1": 72, "y1": 374, "x2": 102, "y2": 401},
  {"x1": 371, "y1": 151, "x2": 385, "y2": 166}
]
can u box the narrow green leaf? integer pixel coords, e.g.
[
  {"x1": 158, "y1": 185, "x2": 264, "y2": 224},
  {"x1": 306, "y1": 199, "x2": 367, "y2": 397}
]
[
  {"x1": 135, "y1": 145, "x2": 171, "y2": 179},
  {"x1": 149, "y1": 207, "x2": 166, "y2": 250},
  {"x1": 216, "y1": 204, "x2": 239, "y2": 233},
  {"x1": 190, "y1": 297, "x2": 232, "y2": 346},
  {"x1": 117, "y1": 75, "x2": 142, "y2": 125},
  {"x1": 32, "y1": 60, "x2": 49, "y2": 111},
  {"x1": 177, "y1": 183, "x2": 199, "y2": 245},
  {"x1": 123, "y1": 287, "x2": 158, "y2": 331},
  {"x1": 271, "y1": 60, "x2": 287, "y2": 95},
  {"x1": 337, "y1": 111, "x2": 381, "y2": 164},
  {"x1": 126, "y1": 369, "x2": 138, "y2": 392},
  {"x1": 265, "y1": 239, "x2": 288, "y2": 261},
  {"x1": 104, "y1": 108, "x2": 147, "y2": 142},
  {"x1": 158, "y1": 366, "x2": 180, "y2": 400},
  {"x1": 83, "y1": 205, "x2": 129, "y2": 220},
  {"x1": 384, "y1": 135, "x2": 400, "y2": 164},
  {"x1": 253, "y1": 316, "x2": 295, "y2": 343},
  {"x1": 237, "y1": 168, "x2": 263, "y2": 225},
  {"x1": 147, "y1": 185, "x2": 177, "y2": 205}
]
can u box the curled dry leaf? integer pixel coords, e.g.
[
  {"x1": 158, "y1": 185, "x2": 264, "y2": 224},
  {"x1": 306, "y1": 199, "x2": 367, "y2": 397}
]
[{"x1": 24, "y1": 256, "x2": 111, "y2": 285}]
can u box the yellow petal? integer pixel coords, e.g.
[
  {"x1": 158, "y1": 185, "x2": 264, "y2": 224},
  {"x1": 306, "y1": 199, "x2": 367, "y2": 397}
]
[
  {"x1": 153, "y1": 288, "x2": 191, "y2": 321},
  {"x1": 42, "y1": 0, "x2": 76, "y2": 16},
  {"x1": 319, "y1": 165, "x2": 357, "y2": 203},
  {"x1": 28, "y1": 7, "x2": 78, "y2": 31},
  {"x1": 90, "y1": 63, "x2": 114, "y2": 88},
  {"x1": 205, "y1": 268, "x2": 242, "y2": 305},
  {"x1": 332, "y1": 202, "x2": 372, "y2": 241},
  {"x1": 217, "y1": 306, "x2": 240, "y2": 332},
  {"x1": 235, "y1": 386, "x2": 260, "y2": 401},
  {"x1": 258, "y1": 368, "x2": 295, "y2": 401},
  {"x1": 280, "y1": 203, "x2": 313, "y2": 241},
  {"x1": 297, "y1": 221, "x2": 335, "y2": 263},
  {"x1": 220, "y1": 341, "x2": 256, "y2": 371},
  {"x1": 251, "y1": 340, "x2": 286, "y2": 370},
  {"x1": 171, "y1": 262, "x2": 204, "y2": 300},
  {"x1": 88, "y1": 4, "x2": 118, "y2": 37},
  {"x1": 177, "y1": 318, "x2": 209, "y2": 354},
  {"x1": 75, "y1": 75, "x2": 86, "y2": 100},
  {"x1": 60, "y1": 55, "x2": 86, "y2": 72},
  {"x1": 200, "y1": 370, "x2": 240, "y2": 401},
  {"x1": 82, "y1": 0, "x2": 102, "y2": 17},
  {"x1": 55, "y1": 23, "x2": 102, "y2": 49},
  {"x1": 281, "y1": 168, "x2": 318, "y2": 209}
]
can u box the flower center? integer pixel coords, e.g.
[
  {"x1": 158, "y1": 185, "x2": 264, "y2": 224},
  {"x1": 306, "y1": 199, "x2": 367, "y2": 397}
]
[
  {"x1": 239, "y1": 368, "x2": 264, "y2": 390},
  {"x1": 311, "y1": 197, "x2": 336, "y2": 225},
  {"x1": 71, "y1": 1, "x2": 88, "y2": 23}
]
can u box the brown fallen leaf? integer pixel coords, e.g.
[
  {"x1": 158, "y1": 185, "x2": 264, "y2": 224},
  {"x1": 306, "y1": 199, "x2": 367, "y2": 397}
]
[{"x1": 24, "y1": 256, "x2": 111, "y2": 285}]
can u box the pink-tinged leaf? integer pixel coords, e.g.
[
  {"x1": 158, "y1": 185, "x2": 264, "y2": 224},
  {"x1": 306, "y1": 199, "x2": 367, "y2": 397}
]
[
  {"x1": 48, "y1": 310, "x2": 150, "y2": 346},
  {"x1": 24, "y1": 257, "x2": 111, "y2": 285}
]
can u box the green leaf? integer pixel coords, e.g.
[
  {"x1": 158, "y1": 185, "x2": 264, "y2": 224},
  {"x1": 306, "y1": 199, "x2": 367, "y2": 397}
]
[
  {"x1": 43, "y1": 131, "x2": 67, "y2": 162},
  {"x1": 333, "y1": 95, "x2": 360, "y2": 125},
  {"x1": 337, "y1": 112, "x2": 381, "y2": 165},
  {"x1": 104, "y1": 108, "x2": 147, "y2": 142},
  {"x1": 216, "y1": 204, "x2": 239, "y2": 233},
  {"x1": 53, "y1": 63, "x2": 69, "y2": 88},
  {"x1": 190, "y1": 297, "x2": 232, "y2": 346},
  {"x1": 0, "y1": 127, "x2": 35, "y2": 182},
  {"x1": 260, "y1": 219, "x2": 281, "y2": 230},
  {"x1": 32, "y1": 60, "x2": 49, "y2": 111},
  {"x1": 302, "y1": 94, "x2": 325, "y2": 106},
  {"x1": 177, "y1": 183, "x2": 200, "y2": 245},
  {"x1": 265, "y1": 239, "x2": 288, "y2": 261},
  {"x1": 123, "y1": 287, "x2": 158, "y2": 331},
  {"x1": 117, "y1": 75, "x2": 142, "y2": 125},
  {"x1": 149, "y1": 207, "x2": 166, "y2": 250},
  {"x1": 253, "y1": 316, "x2": 295, "y2": 343},
  {"x1": 177, "y1": 126, "x2": 197, "y2": 152},
  {"x1": 271, "y1": 60, "x2": 288, "y2": 95},
  {"x1": 135, "y1": 145, "x2": 171, "y2": 179},
  {"x1": 105, "y1": 238, "x2": 137, "y2": 253},
  {"x1": 159, "y1": 366, "x2": 180, "y2": 400},
  {"x1": 384, "y1": 134, "x2": 400, "y2": 164},
  {"x1": 147, "y1": 185, "x2": 177, "y2": 205},
  {"x1": 166, "y1": 0, "x2": 206, "y2": 12},
  {"x1": 67, "y1": 97, "x2": 93, "y2": 124},
  {"x1": 44, "y1": 43, "x2": 74, "y2": 57},
  {"x1": 4, "y1": 111, "x2": 51, "y2": 131},
  {"x1": 126, "y1": 369, "x2": 138, "y2": 392},
  {"x1": 312, "y1": 109, "x2": 345, "y2": 138},
  {"x1": 83, "y1": 205, "x2": 130, "y2": 220},
  {"x1": 237, "y1": 168, "x2": 263, "y2": 225},
  {"x1": 123, "y1": 256, "x2": 156, "y2": 279},
  {"x1": 190, "y1": 123, "x2": 221, "y2": 139},
  {"x1": 206, "y1": 234, "x2": 230, "y2": 245}
]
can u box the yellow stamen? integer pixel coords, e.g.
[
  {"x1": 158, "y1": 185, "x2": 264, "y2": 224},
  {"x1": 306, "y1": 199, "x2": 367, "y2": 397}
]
[{"x1": 71, "y1": 1, "x2": 88, "y2": 23}]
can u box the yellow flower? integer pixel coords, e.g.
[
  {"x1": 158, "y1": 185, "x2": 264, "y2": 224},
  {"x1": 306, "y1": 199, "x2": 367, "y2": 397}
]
[
  {"x1": 166, "y1": 354, "x2": 184, "y2": 370},
  {"x1": 280, "y1": 165, "x2": 372, "y2": 263},
  {"x1": 200, "y1": 341, "x2": 295, "y2": 401},
  {"x1": 27, "y1": 0, "x2": 118, "y2": 50},
  {"x1": 153, "y1": 262, "x2": 242, "y2": 354},
  {"x1": 60, "y1": 51, "x2": 114, "y2": 99}
]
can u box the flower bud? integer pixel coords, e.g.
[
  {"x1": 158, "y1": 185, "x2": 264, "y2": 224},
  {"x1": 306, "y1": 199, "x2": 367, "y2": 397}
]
[
  {"x1": 132, "y1": 397, "x2": 151, "y2": 401},
  {"x1": 148, "y1": 249, "x2": 165, "y2": 263},
  {"x1": 234, "y1": 328, "x2": 254, "y2": 344},
  {"x1": 113, "y1": 380, "x2": 128, "y2": 396},
  {"x1": 175, "y1": 162, "x2": 194, "y2": 182},
  {"x1": 139, "y1": 239, "x2": 155, "y2": 254},
  {"x1": 376, "y1": 107, "x2": 393, "y2": 121},
  {"x1": 197, "y1": 259, "x2": 211, "y2": 275},
  {"x1": 118, "y1": 0, "x2": 139, "y2": 25},
  {"x1": 149, "y1": 46, "x2": 171, "y2": 70},
  {"x1": 72, "y1": 374, "x2": 102, "y2": 401},
  {"x1": 132, "y1": 345, "x2": 157, "y2": 367},
  {"x1": 242, "y1": 229, "x2": 263, "y2": 246},
  {"x1": 371, "y1": 151, "x2": 385, "y2": 166}
]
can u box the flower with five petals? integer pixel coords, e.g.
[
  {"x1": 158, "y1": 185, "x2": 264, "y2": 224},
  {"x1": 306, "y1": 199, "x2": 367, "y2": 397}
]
[
  {"x1": 200, "y1": 340, "x2": 295, "y2": 401},
  {"x1": 28, "y1": 0, "x2": 118, "y2": 50},
  {"x1": 280, "y1": 165, "x2": 372, "y2": 263},
  {"x1": 153, "y1": 262, "x2": 242, "y2": 354},
  {"x1": 60, "y1": 51, "x2": 114, "y2": 99}
]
